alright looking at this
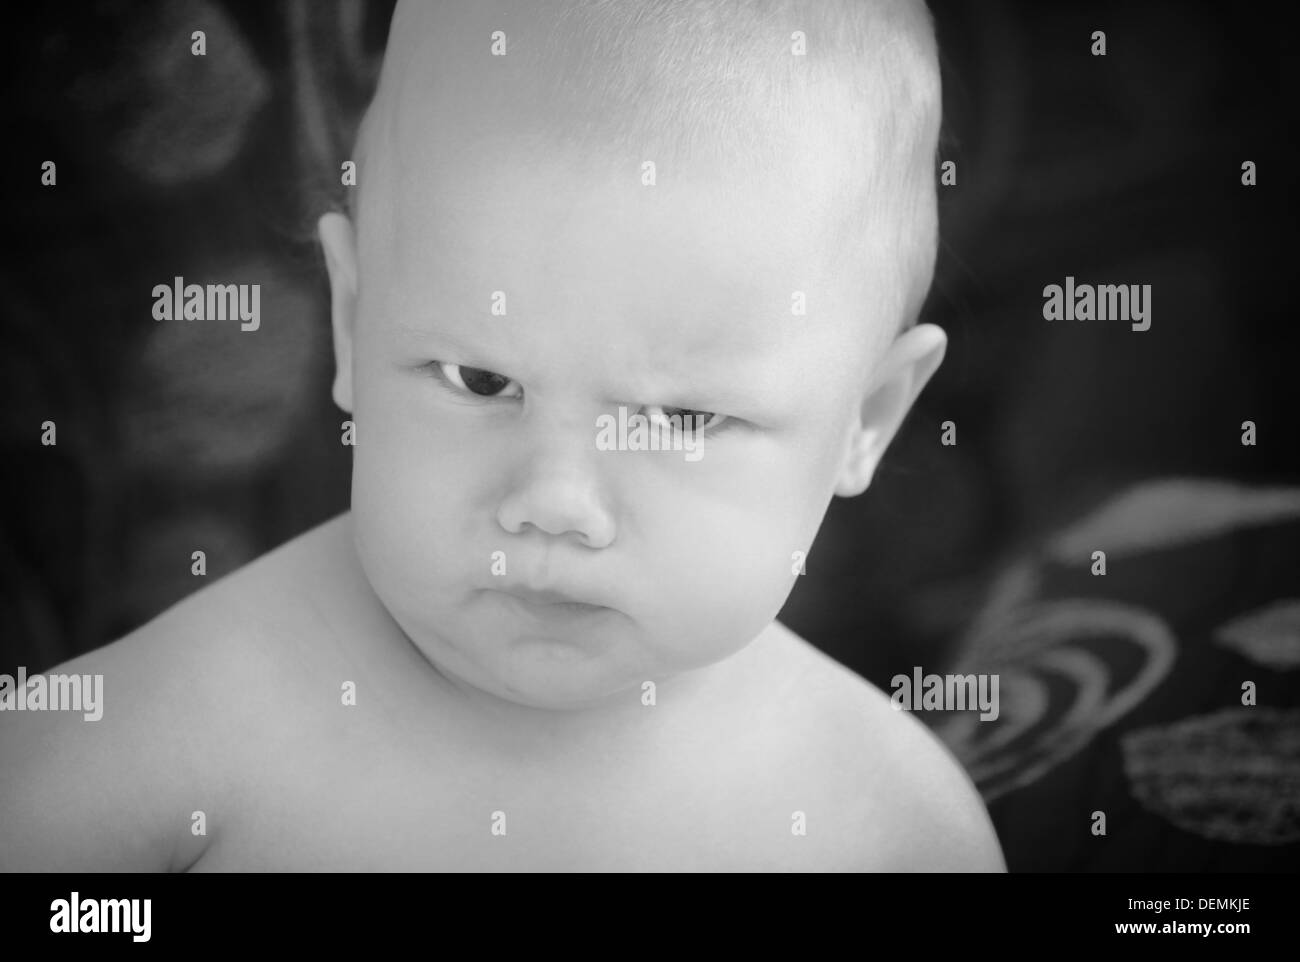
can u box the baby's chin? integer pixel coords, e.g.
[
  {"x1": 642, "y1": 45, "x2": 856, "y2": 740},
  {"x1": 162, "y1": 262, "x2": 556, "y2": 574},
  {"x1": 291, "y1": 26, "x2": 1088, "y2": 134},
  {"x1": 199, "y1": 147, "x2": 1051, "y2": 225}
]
[
  {"x1": 408, "y1": 615, "x2": 747, "y2": 712},
  {"x1": 432, "y1": 633, "x2": 655, "y2": 711}
]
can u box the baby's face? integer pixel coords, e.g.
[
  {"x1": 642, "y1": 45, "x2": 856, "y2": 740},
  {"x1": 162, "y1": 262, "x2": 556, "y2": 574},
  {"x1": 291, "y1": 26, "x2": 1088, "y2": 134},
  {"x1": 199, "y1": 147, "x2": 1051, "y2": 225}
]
[{"x1": 330, "y1": 56, "x2": 932, "y2": 710}]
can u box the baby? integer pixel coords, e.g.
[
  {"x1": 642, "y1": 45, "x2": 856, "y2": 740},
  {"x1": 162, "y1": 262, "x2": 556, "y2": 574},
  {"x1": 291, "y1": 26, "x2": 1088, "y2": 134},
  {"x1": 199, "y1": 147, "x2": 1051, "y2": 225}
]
[{"x1": 1, "y1": 0, "x2": 1004, "y2": 871}]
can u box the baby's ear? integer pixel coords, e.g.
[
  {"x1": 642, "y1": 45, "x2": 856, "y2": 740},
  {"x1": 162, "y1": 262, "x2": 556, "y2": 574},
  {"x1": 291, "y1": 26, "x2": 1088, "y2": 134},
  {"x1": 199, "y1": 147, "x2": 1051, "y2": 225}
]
[
  {"x1": 834, "y1": 323, "x2": 947, "y2": 497},
  {"x1": 319, "y1": 211, "x2": 360, "y2": 413}
]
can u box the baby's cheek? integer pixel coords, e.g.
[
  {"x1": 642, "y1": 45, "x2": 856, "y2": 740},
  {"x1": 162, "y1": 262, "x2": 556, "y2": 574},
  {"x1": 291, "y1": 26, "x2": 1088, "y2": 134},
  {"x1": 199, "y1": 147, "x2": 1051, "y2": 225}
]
[
  {"x1": 640, "y1": 515, "x2": 797, "y2": 666},
  {"x1": 352, "y1": 445, "x2": 468, "y2": 597}
]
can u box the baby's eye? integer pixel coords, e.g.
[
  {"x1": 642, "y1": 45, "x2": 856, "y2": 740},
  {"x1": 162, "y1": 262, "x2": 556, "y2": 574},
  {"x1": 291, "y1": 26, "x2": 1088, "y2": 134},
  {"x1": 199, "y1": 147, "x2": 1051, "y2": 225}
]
[
  {"x1": 644, "y1": 405, "x2": 727, "y2": 433},
  {"x1": 436, "y1": 362, "x2": 522, "y2": 399}
]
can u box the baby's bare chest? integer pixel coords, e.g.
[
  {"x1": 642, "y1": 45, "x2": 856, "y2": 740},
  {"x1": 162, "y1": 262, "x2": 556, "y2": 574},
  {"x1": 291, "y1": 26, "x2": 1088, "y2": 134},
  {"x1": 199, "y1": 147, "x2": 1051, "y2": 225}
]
[{"x1": 193, "y1": 715, "x2": 820, "y2": 871}]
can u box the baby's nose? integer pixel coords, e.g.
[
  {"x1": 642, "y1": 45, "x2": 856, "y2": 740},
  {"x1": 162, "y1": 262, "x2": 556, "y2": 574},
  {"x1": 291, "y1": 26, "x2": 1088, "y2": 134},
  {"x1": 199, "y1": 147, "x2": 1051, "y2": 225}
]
[{"x1": 495, "y1": 429, "x2": 615, "y2": 549}]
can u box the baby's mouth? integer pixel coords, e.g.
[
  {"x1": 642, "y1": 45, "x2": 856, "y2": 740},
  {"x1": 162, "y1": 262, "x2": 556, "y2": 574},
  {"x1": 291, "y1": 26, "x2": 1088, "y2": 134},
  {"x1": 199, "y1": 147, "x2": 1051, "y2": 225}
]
[
  {"x1": 486, "y1": 585, "x2": 613, "y2": 619},
  {"x1": 501, "y1": 584, "x2": 591, "y2": 606}
]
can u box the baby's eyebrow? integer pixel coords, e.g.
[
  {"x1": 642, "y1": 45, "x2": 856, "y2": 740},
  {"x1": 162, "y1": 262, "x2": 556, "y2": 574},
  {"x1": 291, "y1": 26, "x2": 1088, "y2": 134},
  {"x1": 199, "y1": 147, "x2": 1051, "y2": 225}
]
[
  {"x1": 388, "y1": 321, "x2": 497, "y2": 358},
  {"x1": 388, "y1": 321, "x2": 439, "y2": 343},
  {"x1": 620, "y1": 345, "x2": 793, "y2": 413}
]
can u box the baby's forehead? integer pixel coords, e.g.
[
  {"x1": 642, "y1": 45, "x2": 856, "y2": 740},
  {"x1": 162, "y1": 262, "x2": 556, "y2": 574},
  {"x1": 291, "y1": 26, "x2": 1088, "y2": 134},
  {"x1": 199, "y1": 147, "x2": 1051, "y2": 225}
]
[{"x1": 387, "y1": 156, "x2": 835, "y2": 313}]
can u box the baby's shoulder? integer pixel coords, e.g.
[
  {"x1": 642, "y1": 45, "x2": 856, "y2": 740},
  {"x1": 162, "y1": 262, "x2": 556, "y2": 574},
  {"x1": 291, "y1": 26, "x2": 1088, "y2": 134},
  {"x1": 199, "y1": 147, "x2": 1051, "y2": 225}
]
[
  {"x1": 0, "y1": 518, "x2": 356, "y2": 870},
  {"x1": 0, "y1": 582, "x2": 254, "y2": 870},
  {"x1": 751, "y1": 623, "x2": 1005, "y2": 872}
]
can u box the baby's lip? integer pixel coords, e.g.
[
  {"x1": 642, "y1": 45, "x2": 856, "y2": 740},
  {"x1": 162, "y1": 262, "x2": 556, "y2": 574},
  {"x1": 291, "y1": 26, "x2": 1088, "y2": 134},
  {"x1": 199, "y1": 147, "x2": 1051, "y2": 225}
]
[{"x1": 492, "y1": 583, "x2": 609, "y2": 610}]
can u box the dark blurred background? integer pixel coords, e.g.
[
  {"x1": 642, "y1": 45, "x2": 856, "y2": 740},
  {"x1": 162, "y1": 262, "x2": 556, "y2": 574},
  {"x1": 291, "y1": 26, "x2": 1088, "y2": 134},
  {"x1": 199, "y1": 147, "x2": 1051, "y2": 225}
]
[{"x1": 2, "y1": 0, "x2": 1297, "y2": 870}]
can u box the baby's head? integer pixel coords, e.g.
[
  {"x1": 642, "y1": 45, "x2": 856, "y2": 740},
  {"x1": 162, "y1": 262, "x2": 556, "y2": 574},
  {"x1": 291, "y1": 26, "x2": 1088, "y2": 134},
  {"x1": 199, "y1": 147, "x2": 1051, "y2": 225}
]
[{"x1": 319, "y1": 0, "x2": 946, "y2": 710}]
